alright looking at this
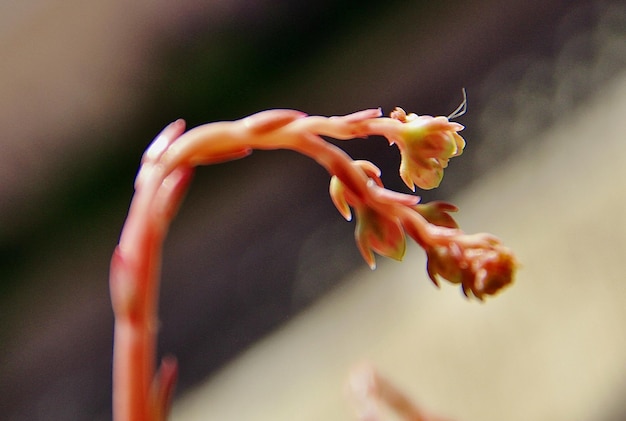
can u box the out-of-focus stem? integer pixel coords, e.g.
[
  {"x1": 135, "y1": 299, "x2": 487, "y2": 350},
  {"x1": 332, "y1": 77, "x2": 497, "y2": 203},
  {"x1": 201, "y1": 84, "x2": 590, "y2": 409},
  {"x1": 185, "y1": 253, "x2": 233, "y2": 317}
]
[{"x1": 350, "y1": 364, "x2": 451, "y2": 421}]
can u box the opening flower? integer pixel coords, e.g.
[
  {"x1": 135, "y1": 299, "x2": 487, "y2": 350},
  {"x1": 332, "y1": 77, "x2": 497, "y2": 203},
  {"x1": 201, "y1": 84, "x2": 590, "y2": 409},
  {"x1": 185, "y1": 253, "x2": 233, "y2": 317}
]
[{"x1": 389, "y1": 108, "x2": 465, "y2": 191}]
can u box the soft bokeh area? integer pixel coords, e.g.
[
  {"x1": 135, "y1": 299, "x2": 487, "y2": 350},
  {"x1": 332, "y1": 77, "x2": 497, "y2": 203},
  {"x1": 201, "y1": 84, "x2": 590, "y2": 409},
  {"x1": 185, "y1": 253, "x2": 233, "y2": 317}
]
[{"x1": 1, "y1": 1, "x2": 625, "y2": 420}]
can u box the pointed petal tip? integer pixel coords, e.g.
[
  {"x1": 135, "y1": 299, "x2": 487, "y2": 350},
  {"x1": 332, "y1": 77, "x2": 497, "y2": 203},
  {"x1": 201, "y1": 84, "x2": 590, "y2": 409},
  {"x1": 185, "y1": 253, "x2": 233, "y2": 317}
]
[
  {"x1": 364, "y1": 253, "x2": 377, "y2": 270},
  {"x1": 357, "y1": 241, "x2": 377, "y2": 270},
  {"x1": 400, "y1": 173, "x2": 416, "y2": 192},
  {"x1": 426, "y1": 266, "x2": 440, "y2": 287}
]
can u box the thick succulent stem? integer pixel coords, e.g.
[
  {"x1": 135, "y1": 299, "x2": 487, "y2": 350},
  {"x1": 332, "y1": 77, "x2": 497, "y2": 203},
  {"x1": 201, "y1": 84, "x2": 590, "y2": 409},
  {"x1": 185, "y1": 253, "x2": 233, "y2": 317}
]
[{"x1": 111, "y1": 121, "x2": 192, "y2": 421}]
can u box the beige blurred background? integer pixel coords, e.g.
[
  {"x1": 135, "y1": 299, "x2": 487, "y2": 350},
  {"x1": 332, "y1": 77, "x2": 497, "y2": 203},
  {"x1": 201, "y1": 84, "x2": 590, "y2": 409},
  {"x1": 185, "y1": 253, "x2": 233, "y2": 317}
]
[{"x1": 1, "y1": 1, "x2": 625, "y2": 420}]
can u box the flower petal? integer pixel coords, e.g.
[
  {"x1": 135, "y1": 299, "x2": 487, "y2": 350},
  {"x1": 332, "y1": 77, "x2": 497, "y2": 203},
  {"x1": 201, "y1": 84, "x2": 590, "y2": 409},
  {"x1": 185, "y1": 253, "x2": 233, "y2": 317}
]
[
  {"x1": 329, "y1": 176, "x2": 352, "y2": 221},
  {"x1": 414, "y1": 201, "x2": 459, "y2": 229},
  {"x1": 355, "y1": 207, "x2": 406, "y2": 268}
]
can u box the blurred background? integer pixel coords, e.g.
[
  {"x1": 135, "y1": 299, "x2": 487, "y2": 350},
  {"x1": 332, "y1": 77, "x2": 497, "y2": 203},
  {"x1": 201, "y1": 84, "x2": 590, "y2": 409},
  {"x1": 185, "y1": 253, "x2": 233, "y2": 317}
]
[{"x1": 1, "y1": 0, "x2": 625, "y2": 420}]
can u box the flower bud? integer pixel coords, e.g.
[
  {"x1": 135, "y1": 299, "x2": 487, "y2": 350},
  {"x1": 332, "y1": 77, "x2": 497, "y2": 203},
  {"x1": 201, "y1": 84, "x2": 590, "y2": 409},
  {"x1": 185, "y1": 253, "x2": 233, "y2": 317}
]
[
  {"x1": 425, "y1": 233, "x2": 516, "y2": 300},
  {"x1": 354, "y1": 206, "x2": 406, "y2": 270},
  {"x1": 329, "y1": 167, "x2": 407, "y2": 269}
]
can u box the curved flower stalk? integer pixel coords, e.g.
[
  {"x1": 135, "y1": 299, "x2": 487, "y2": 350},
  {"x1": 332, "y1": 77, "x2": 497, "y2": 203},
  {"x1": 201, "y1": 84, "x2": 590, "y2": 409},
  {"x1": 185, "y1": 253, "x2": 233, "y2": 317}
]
[{"x1": 110, "y1": 105, "x2": 517, "y2": 420}]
